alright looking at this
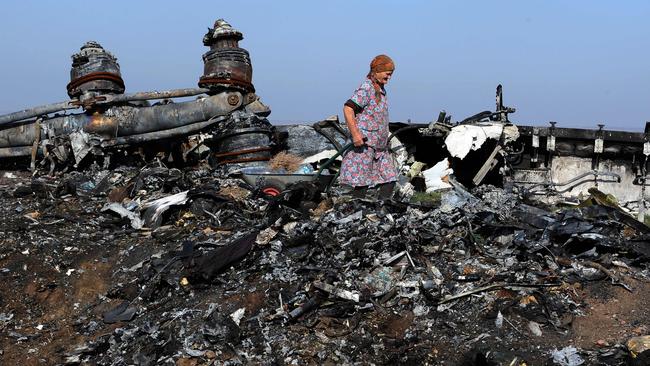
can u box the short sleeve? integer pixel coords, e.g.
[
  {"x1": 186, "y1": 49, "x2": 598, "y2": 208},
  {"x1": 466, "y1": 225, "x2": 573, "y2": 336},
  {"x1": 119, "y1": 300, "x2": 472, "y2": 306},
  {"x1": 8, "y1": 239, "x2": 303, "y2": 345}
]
[{"x1": 349, "y1": 80, "x2": 372, "y2": 109}]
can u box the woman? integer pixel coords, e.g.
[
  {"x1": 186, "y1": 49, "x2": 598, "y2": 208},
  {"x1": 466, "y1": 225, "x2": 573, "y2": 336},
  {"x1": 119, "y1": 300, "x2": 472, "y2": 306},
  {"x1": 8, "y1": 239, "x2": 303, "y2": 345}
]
[{"x1": 340, "y1": 54, "x2": 398, "y2": 199}]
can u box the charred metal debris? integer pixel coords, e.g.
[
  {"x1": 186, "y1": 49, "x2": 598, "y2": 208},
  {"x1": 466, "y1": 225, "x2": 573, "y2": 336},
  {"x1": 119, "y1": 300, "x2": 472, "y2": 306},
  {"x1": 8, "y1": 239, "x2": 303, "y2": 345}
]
[
  {"x1": 1, "y1": 18, "x2": 650, "y2": 366},
  {"x1": 0, "y1": 19, "x2": 272, "y2": 174}
]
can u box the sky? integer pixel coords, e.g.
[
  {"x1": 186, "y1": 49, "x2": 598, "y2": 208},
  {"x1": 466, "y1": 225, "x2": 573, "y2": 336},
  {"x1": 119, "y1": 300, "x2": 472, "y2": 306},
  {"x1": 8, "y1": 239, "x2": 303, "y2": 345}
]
[{"x1": 0, "y1": 1, "x2": 648, "y2": 131}]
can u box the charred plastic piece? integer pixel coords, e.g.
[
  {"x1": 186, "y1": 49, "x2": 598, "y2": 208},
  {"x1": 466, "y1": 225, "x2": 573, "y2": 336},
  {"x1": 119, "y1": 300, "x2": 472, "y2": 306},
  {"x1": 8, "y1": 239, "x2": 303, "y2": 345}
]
[
  {"x1": 67, "y1": 41, "x2": 125, "y2": 99},
  {"x1": 187, "y1": 231, "x2": 258, "y2": 282},
  {"x1": 199, "y1": 19, "x2": 254, "y2": 93}
]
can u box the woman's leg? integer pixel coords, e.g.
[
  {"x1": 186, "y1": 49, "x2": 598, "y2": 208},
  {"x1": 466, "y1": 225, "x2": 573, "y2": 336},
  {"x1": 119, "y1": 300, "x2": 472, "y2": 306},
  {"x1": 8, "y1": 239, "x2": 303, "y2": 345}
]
[
  {"x1": 352, "y1": 185, "x2": 369, "y2": 198},
  {"x1": 377, "y1": 182, "x2": 395, "y2": 200}
]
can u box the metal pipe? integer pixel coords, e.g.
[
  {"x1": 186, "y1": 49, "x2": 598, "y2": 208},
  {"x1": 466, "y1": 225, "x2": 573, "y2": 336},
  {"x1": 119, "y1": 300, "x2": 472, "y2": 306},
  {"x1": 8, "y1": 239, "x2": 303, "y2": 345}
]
[
  {"x1": 0, "y1": 100, "x2": 81, "y2": 126},
  {"x1": 108, "y1": 91, "x2": 242, "y2": 136},
  {"x1": 100, "y1": 117, "x2": 227, "y2": 147},
  {"x1": 0, "y1": 117, "x2": 230, "y2": 158},
  {"x1": 0, "y1": 92, "x2": 243, "y2": 149},
  {"x1": 98, "y1": 88, "x2": 210, "y2": 104},
  {"x1": 0, "y1": 88, "x2": 213, "y2": 127},
  {"x1": 520, "y1": 170, "x2": 622, "y2": 194}
]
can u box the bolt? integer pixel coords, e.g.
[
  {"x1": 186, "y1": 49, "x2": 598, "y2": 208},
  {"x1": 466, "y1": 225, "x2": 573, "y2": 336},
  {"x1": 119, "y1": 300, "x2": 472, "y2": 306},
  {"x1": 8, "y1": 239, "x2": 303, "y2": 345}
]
[{"x1": 227, "y1": 94, "x2": 240, "y2": 106}]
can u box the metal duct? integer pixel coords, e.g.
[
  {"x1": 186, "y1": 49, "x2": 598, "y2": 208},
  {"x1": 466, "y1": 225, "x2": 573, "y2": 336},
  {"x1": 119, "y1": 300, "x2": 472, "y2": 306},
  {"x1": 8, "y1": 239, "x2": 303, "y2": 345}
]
[
  {"x1": 0, "y1": 101, "x2": 81, "y2": 126},
  {"x1": 0, "y1": 92, "x2": 243, "y2": 155},
  {"x1": 0, "y1": 88, "x2": 212, "y2": 127}
]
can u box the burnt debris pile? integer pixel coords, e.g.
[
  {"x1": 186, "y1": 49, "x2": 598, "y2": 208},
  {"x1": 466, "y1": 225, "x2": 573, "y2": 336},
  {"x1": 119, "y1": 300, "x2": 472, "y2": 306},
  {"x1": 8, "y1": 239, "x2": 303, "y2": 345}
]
[{"x1": 1, "y1": 162, "x2": 649, "y2": 365}]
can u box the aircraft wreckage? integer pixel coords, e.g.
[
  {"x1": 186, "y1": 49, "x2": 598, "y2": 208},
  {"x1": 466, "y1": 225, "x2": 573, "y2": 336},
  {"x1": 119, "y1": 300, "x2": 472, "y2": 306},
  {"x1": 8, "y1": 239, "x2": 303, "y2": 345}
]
[
  {"x1": 0, "y1": 18, "x2": 649, "y2": 218},
  {"x1": 3, "y1": 18, "x2": 650, "y2": 365},
  {"x1": 0, "y1": 19, "x2": 273, "y2": 172}
]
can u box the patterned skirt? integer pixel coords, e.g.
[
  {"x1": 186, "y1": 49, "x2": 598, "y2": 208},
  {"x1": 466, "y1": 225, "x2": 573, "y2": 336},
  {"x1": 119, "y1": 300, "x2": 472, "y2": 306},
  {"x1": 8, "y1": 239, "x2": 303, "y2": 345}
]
[{"x1": 339, "y1": 146, "x2": 398, "y2": 187}]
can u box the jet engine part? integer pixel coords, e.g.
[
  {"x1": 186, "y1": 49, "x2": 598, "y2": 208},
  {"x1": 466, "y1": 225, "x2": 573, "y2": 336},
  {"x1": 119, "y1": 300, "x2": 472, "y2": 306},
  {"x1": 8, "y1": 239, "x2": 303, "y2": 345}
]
[
  {"x1": 67, "y1": 41, "x2": 125, "y2": 99},
  {"x1": 198, "y1": 19, "x2": 254, "y2": 93}
]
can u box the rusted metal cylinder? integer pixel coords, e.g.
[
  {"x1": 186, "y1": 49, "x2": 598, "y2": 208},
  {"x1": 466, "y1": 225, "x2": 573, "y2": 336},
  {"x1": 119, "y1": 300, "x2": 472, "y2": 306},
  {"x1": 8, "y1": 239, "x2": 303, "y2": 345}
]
[
  {"x1": 213, "y1": 128, "x2": 273, "y2": 165},
  {"x1": 210, "y1": 112, "x2": 273, "y2": 166},
  {"x1": 67, "y1": 41, "x2": 125, "y2": 98},
  {"x1": 198, "y1": 19, "x2": 254, "y2": 93}
]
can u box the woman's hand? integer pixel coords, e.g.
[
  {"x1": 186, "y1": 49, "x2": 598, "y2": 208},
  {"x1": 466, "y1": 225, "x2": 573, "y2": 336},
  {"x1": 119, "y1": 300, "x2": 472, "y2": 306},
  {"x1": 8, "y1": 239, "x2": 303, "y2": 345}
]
[{"x1": 351, "y1": 129, "x2": 366, "y2": 147}]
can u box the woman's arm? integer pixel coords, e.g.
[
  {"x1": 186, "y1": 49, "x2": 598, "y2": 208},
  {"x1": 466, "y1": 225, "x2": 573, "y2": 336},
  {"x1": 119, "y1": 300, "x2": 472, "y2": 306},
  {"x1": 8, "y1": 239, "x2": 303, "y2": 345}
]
[{"x1": 343, "y1": 105, "x2": 365, "y2": 147}]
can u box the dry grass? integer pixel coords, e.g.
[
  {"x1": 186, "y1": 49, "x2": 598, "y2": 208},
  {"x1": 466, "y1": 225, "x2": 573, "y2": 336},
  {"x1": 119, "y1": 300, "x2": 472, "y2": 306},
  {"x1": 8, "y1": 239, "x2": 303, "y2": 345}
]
[{"x1": 268, "y1": 151, "x2": 303, "y2": 173}]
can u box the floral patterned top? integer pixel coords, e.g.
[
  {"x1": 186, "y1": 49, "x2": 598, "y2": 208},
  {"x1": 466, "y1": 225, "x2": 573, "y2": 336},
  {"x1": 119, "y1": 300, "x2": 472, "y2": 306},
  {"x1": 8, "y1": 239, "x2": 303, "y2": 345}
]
[{"x1": 339, "y1": 78, "x2": 398, "y2": 187}]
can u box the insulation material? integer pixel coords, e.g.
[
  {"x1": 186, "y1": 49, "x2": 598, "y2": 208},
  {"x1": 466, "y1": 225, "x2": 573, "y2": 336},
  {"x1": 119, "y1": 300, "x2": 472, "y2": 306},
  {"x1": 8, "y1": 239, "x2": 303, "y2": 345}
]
[
  {"x1": 390, "y1": 136, "x2": 409, "y2": 174},
  {"x1": 503, "y1": 124, "x2": 520, "y2": 144},
  {"x1": 302, "y1": 150, "x2": 339, "y2": 164},
  {"x1": 445, "y1": 123, "x2": 503, "y2": 159},
  {"x1": 423, "y1": 158, "x2": 453, "y2": 192}
]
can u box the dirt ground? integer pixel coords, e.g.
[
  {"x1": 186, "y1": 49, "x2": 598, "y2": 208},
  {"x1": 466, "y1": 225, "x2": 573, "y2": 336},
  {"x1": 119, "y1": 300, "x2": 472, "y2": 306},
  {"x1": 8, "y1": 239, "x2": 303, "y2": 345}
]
[
  {"x1": 2, "y1": 236, "x2": 648, "y2": 365},
  {"x1": 573, "y1": 280, "x2": 650, "y2": 348}
]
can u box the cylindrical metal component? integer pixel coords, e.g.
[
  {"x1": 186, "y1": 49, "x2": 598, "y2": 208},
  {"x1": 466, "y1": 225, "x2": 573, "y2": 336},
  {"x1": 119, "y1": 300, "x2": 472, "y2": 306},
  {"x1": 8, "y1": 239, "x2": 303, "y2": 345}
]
[
  {"x1": 101, "y1": 117, "x2": 227, "y2": 148},
  {"x1": 0, "y1": 88, "x2": 211, "y2": 127},
  {"x1": 209, "y1": 112, "x2": 273, "y2": 167},
  {"x1": 0, "y1": 92, "x2": 243, "y2": 153},
  {"x1": 0, "y1": 100, "x2": 80, "y2": 126},
  {"x1": 213, "y1": 128, "x2": 273, "y2": 164},
  {"x1": 101, "y1": 88, "x2": 211, "y2": 104},
  {"x1": 67, "y1": 41, "x2": 125, "y2": 98},
  {"x1": 198, "y1": 19, "x2": 254, "y2": 93},
  {"x1": 105, "y1": 92, "x2": 241, "y2": 136}
]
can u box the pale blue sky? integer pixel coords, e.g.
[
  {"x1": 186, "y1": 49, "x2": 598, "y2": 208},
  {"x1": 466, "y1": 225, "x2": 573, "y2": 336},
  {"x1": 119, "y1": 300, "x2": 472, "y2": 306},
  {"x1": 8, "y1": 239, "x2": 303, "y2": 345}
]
[{"x1": 0, "y1": 1, "x2": 648, "y2": 130}]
